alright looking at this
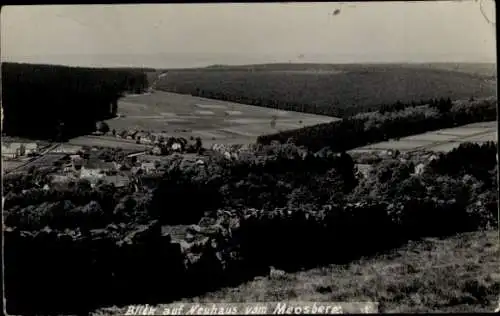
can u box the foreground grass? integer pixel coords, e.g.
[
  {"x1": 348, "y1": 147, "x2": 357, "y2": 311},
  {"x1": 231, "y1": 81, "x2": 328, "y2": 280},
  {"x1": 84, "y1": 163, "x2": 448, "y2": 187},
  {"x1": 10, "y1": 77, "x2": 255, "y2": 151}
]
[{"x1": 95, "y1": 230, "x2": 499, "y2": 314}]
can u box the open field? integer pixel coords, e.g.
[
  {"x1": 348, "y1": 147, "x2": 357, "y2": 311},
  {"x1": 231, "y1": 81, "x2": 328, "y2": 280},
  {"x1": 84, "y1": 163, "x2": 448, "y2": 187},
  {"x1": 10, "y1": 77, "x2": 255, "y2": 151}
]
[
  {"x1": 102, "y1": 91, "x2": 338, "y2": 146},
  {"x1": 2, "y1": 143, "x2": 62, "y2": 174},
  {"x1": 20, "y1": 153, "x2": 68, "y2": 170},
  {"x1": 2, "y1": 160, "x2": 25, "y2": 173},
  {"x1": 156, "y1": 63, "x2": 496, "y2": 117},
  {"x1": 94, "y1": 230, "x2": 499, "y2": 315},
  {"x1": 349, "y1": 121, "x2": 497, "y2": 154}
]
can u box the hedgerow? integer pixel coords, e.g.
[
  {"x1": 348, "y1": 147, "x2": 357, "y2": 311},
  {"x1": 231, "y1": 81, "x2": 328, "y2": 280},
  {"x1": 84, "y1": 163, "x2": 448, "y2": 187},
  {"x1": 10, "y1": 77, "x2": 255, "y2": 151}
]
[{"x1": 256, "y1": 99, "x2": 497, "y2": 152}]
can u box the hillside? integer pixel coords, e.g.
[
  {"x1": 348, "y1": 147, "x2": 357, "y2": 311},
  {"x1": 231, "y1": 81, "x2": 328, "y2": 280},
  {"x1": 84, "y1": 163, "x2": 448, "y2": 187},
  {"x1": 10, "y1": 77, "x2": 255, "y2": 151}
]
[
  {"x1": 1, "y1": 62, "x2": 150, "y2": 139},
  {"x1": 155, "y1": 63, "x2": 496, "y2": 117},
  {"x1": 94, "y1": 230, "x2": 499, "y2": 314}
]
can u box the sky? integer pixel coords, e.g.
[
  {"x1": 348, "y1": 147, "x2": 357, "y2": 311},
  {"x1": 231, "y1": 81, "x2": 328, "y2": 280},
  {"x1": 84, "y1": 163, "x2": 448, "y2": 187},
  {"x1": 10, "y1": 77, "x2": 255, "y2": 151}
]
[{"x1": 1, "y1": 1, "x2": 496, "y2": 68}]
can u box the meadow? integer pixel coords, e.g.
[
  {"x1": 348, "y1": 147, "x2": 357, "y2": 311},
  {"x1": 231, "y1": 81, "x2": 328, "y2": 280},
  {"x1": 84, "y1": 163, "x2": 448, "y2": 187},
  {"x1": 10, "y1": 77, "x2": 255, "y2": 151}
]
[
  {"x1": 155, "y1": 63, "x2": 496, "y2": 117},
  {"x1": 103, "y1": 91, "x2": 337, "y2": 146},
  {"x1": 349, "y1": 121, "x2": 497, "y2": 154}
]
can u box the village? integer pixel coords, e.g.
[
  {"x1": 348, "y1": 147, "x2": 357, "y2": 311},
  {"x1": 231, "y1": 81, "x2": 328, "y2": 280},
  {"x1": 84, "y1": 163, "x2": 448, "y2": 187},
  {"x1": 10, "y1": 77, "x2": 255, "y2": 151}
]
[
  {"x1": 2, "y1": 125, "x2": 204, "y2": 189},
  {"x1": 1, "y1": 123, "x2": 258, "y2": 193}
]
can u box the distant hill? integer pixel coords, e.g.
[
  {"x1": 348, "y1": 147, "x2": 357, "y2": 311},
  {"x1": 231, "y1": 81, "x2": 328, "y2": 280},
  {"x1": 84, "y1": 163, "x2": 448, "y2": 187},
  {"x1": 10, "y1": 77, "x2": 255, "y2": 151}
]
[
  {"x1": 191, "y1": 62, "x2": 496, "y2": 77},
  {"x1": 156, "y1": 63, "x2": 496, "y2": 117},
  {"x1": 409, "y1": 63, "x2": 496, "y2": 78}
]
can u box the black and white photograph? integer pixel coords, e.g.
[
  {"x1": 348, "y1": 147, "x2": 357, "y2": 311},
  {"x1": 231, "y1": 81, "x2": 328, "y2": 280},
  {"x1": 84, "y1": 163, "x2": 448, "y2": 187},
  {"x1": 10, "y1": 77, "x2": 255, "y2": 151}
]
[{"x1": 1, "y1": 1, "x2": 498, "y2": 314}]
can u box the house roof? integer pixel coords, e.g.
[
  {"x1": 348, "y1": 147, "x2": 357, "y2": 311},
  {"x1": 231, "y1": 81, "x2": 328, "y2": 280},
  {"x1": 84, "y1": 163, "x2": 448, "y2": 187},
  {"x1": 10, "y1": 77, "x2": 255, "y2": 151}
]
[
  {"x1": 103, "y1": 175, "x2": 130, "y2": 187},
  {"x1": 141, "y1": 162, "x2": 156, "y2": 168},
  {"x1": 51, "y1": 174, "x2": 73, "y2": 183},
  {"x1": 23, "y1": 143, "x2": 38, "y2": 149}
]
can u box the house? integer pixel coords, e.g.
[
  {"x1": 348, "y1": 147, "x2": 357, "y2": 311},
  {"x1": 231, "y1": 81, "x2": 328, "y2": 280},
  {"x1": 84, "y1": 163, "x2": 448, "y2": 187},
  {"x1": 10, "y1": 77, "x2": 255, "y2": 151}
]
[
  {"x1": 63, "y1": 164, "x2": 74, "y2": 173},
  {"x1": 151, "y1": 146, "x2": 162, "y2": 156},
  {"x1": 141, "y1": 161, "x2": 156, "y2": 173},
  {"x1": 131, "y1": 166, "x2": 143, "y2": 175},
  {"x1": 80, "y1": 168, "x2": 105, "y2": 185},
  {"x1": 117, "y1": 130, "x2": 128, "y2": 139},
  {"x1": 103, "y1": 174, "x2": 130, "y2": 188},
  {"x1": 135, "y1": 131, "x2": 148, "y2": 140},
  {"x1": 84, "y1": 158, "x2": 115, "y2": 172},
  {"x1": 51, "y1": 174, "x2": 74, "y2": 184},
  {"x1": 356, "y1": 164, "x2": 373, "y2": 178},
  {"x1": 172, "y1": 143, "x2": 182, "y2": 152},
  {"x1": 71, "y1": 155, "x2": 84, "y2": 170},
  {"x1": 413, "y1": 163, "x2": 426, "y2": 176},
  {"x1": 429, "y1": 154, "x2": 439, "y2": 162},
  {"x1": 114, "y1": 162, "x2": 123, "y2": 170},
  {"x1": 140, "y1": 137, "x2": 153, "y2": 145},
  {"x1": 2, "y1": 143, "x2": 25, "y2": 159},
  {"x1": 24, "y1": 143, "x2": 39, "y2": 156},
  {"x1": 79, "y1": 158, "x2": 116, "y2": 182},
  {"x1": 127, "y1": 130, "x2": 138, "y2": 139}
]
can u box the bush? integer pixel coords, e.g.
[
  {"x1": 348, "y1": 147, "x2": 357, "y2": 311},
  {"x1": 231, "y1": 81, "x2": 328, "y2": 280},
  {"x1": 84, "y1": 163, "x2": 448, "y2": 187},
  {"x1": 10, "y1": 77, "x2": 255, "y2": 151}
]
[
  {"x1": 96, "y1": 121, "x2": 110, "y2": 134},
  {"x1": 4, "y1": 221, "x2": 187, "y2": 314}
]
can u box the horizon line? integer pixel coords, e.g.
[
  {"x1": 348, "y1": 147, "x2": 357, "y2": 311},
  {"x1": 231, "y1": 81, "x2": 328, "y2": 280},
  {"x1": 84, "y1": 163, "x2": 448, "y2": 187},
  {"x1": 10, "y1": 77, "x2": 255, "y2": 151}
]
[{"x1": 1, "y1": 59, "x2": 497, "y2": 70}]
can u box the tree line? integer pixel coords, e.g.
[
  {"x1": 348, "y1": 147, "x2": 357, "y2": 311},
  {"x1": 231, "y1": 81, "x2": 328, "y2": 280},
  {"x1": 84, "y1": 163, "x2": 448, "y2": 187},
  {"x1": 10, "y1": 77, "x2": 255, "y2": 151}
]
[
  {"x1": 1, "y1": 62, "x2": 150, "y2": 139},
  {"x1": 257, "y1": 98, "x2": 497, "y2": 152}
]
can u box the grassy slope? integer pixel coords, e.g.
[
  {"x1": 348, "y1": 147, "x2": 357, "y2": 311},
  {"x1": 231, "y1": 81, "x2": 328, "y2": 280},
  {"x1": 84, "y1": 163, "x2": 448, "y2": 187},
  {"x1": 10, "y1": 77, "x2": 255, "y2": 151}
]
[
  {"x1": 156, "y1": 63, "x2": 496, "y2": 117},
  {"x1": 95, "y1": 230, "x2": 499, "y2": 314}
]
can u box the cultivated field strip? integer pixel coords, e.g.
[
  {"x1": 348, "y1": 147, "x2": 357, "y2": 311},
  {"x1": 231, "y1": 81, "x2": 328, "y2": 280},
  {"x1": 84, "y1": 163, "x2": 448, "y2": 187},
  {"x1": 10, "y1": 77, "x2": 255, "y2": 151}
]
[
  {"x1": 104, "y1": 91, "x2": 339, "y2": 145},
  {"x1": 68, "y1": 135, "x2": 153, "y2": 150},
  {"x1": 349, "y1": 121, "x2": 497, "y2": 154},
  {"x1": 3, "y1": 143, "x2": 61, "y2": 174}
]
